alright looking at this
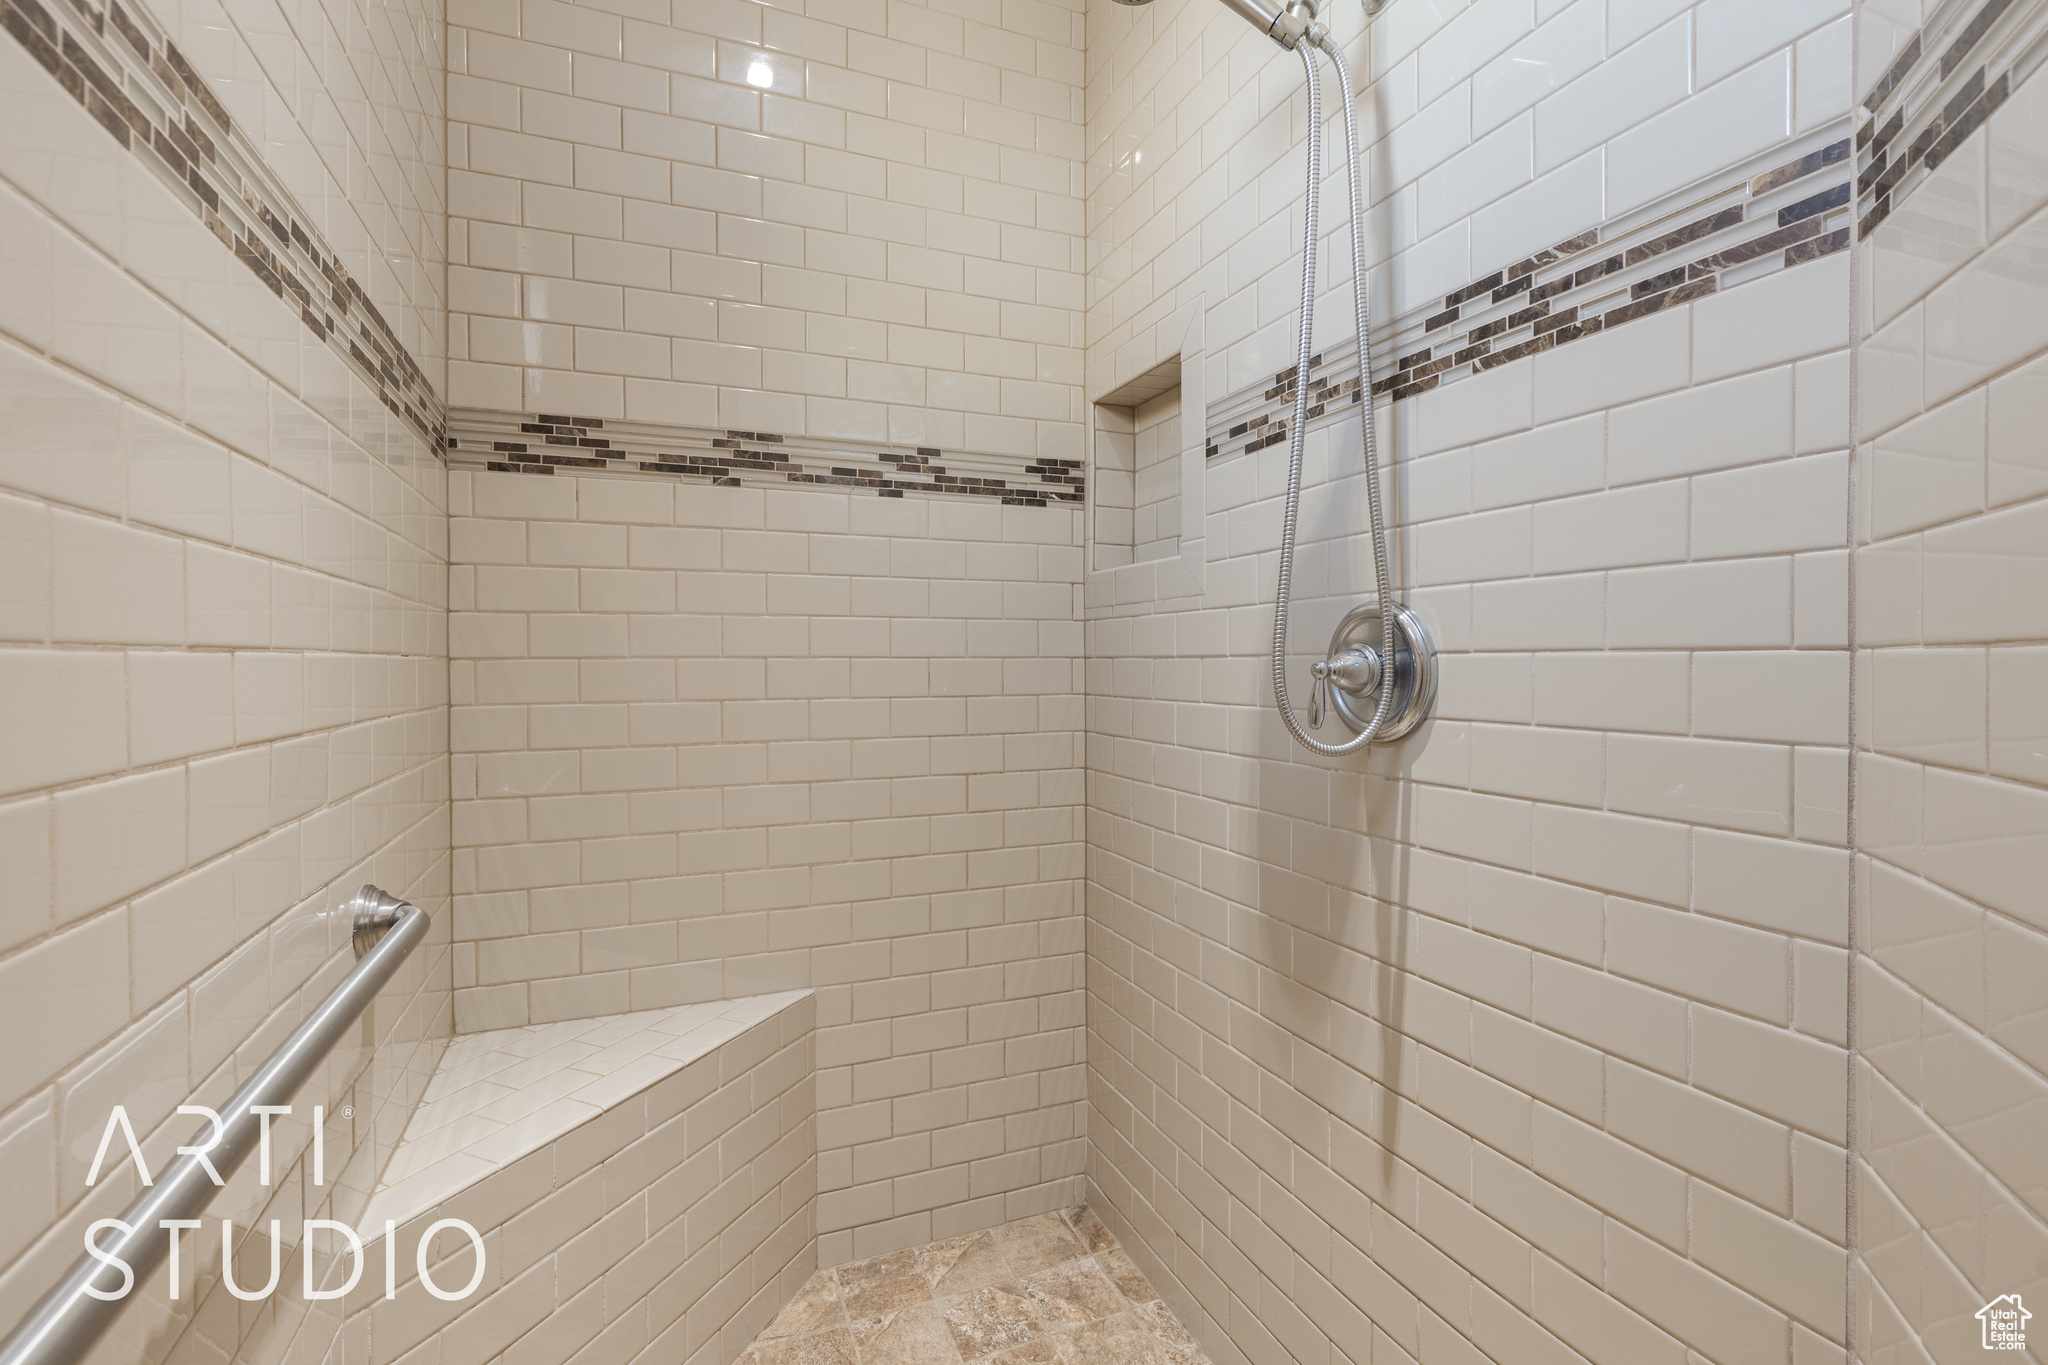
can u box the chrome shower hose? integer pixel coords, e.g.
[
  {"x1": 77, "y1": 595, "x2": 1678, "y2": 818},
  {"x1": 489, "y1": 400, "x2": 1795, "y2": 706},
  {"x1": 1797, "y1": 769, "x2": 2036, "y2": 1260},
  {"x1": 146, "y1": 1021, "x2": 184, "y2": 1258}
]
[{"x1": 1270, "y1": 37, "x2": 1397, "y2": 756}]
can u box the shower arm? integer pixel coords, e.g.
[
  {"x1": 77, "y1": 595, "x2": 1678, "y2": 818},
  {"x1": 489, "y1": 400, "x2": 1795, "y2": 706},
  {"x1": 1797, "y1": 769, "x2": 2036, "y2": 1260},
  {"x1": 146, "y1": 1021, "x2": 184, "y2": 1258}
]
[{"x1": 1217, "y1": 0, "x2": 1320, "y2": 48}]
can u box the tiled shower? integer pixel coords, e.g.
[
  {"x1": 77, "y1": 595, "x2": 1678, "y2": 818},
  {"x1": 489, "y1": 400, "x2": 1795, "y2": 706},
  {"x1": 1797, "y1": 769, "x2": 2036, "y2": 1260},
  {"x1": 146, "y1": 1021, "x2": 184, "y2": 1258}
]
[{"x1": 0, "y1": 0, "x2": 2043, "y2": 1354}]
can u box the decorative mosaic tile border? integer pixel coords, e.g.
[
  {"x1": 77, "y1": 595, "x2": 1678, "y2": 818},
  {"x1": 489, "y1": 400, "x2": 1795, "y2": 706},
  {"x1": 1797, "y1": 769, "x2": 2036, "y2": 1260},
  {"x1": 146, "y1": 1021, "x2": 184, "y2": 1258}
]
[
  {"x1": 0, "y1": 0, "x2": 446, "y2": 449},
  {"x1": 446, "y1": 408, "x2": 1087, "y2": 507},
  {"x1": 1856, "y1": 0, "x2": 2048, "y2": 232},
  {"x1": 1205, "y1": 130, "x2": 1852, "y2": 462}
]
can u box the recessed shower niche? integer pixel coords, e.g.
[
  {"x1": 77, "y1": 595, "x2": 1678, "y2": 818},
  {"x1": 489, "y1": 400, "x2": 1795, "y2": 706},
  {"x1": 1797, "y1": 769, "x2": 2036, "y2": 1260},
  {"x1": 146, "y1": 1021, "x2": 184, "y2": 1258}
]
[{"x1": 1090, "y1": 357, "x2": 1182, "y2": 571}]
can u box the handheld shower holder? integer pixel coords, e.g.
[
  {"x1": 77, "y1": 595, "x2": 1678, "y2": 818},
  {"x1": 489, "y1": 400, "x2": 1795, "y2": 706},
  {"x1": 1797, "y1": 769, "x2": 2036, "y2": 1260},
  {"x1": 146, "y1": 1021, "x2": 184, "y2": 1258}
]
[{"x1": 1265, "y1": 32, "x2": 1436, "y2": 755}]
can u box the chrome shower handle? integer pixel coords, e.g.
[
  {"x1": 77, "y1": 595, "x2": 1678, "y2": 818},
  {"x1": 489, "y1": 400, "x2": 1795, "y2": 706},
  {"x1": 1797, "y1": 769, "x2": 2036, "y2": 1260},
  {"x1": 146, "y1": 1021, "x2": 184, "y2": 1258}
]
[
  {"x1": 1324, "y1": 645, "x2": 1383, "y2": 697},
  {"x1": 1309, "y1": 645, "x2": 1384, "y2": 731}
]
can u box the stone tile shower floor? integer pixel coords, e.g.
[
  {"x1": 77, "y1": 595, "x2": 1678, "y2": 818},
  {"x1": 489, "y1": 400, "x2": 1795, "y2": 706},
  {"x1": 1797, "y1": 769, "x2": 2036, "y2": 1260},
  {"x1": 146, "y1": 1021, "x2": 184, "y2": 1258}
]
[{"x1": 741, "y1": 1206, "x2": 1209, "y2": 1365}]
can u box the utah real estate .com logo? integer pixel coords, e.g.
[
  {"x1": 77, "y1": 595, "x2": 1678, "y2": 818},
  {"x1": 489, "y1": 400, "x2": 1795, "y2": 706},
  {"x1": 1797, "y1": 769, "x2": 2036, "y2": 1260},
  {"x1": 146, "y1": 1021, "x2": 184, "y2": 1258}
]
[{"x1": 1979, "y1": 1294, "x2": 2030, "y2": 1351}]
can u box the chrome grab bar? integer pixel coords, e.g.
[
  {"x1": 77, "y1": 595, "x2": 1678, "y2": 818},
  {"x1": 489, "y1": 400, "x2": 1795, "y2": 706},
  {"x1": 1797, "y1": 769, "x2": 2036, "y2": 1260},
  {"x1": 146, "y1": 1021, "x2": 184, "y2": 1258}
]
[{"x1": 0, "y1": 886, "x2": 432, "y2": 1365}]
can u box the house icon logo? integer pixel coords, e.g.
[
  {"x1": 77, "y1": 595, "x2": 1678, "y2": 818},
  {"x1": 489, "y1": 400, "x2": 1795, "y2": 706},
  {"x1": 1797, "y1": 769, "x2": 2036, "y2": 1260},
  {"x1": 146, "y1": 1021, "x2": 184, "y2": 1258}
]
[{"x1": 1978, "y1": 1294, "x2": 2030, "y2": 1350}]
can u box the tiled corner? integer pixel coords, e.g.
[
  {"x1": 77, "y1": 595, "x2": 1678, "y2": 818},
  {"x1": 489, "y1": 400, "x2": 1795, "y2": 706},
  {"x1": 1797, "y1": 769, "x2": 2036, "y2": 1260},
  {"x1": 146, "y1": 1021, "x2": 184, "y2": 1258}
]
[
  {"x1": 1851, "y1": 26, "x2": 2048, "y2": 1363},
  {"x1": 445, "y1": 468, "x2": 1088, "y2": 1262}
]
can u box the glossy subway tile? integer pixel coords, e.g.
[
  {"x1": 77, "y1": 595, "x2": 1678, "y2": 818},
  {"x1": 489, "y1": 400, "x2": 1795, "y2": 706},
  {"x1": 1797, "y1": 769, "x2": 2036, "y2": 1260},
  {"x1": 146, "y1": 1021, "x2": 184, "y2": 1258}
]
[
  {"x1": 0, "y1": 0, "x2": 445, "y2": 449},
  {"x1": 1853, "y1": 0, "x2": 2048, "y2": 233}
]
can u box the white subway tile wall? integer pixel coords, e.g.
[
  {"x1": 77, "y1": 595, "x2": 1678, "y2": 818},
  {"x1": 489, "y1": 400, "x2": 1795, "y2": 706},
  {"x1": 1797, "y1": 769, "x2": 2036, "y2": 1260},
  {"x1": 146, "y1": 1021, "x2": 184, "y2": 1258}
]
[
  {"x1": 1082, "y1": 5, "x2": 1857, "y2": 1365},
  {"x1": 447, "y1": 469, "x2": 1087, "y2": 1264},
  {"x1": 444, "y1": 0, "x2": 1087, "y2": 461},
  {"x1": 1853, "y1": 55, "x2": 2048, "y2": 1365},
  {"x1": 4, "y1": 0, "x2": 2044, "y2": 1352},
  {"x1": 0, "y1": 0, "x2": 450, "y2": 1351}
]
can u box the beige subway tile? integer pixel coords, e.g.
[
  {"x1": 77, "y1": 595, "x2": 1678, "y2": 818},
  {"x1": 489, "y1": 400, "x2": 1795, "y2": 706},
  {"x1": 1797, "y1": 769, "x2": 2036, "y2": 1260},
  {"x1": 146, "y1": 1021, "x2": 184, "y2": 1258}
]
[
  {"x1": 1691, "y1": 1006, "x2": 1846, "y2": 1141},
  {"x1": 1532, "y1": 956, "x2": 1687, "y2": 1078},
  {"x1": 1607, "y1": 734, "x2": 1792, "y2": 836},
  {"x1": 1694, "y1": 828, "x2": 1849, "y2": 944},
  {"x1": 580, "y1": 568, "x2": 677, "y2": 613},
  {"x1": 1691, "y1": 1178, "x2": 1846, "y2": 1335},
  {"x1": 1867, "y1": 859, "x2": 1984, "y2": 1028},
  {"x1": 1529, "y1": 1102, "x2": 1689, "y2": 1251},
  {"x1": 127, "y1": 652, "x2": 233, "y2": 766},
  {"x1": 528, "y1": 520, "x2": 629, "y2": 566},
  {"x1": 1607, "y1": 1061, "x2": 1791, "y2": 1214},
  {"x1": 476, "y1": 470, "x2": 581, "y2": 521},
  {"x1": 583, "y1": 658, "x2": 679, "y2": 700},
  {"x1": 1607, "y1": 1221, "x2": 1792, "y2": 1364},
  {"x1": 1695, "y1": 650, "x2": 1850, "y2": 747},
  {"x1": 53, "y1": 767, "x2": 185, "y2": 923},
  {"x1": 1470, "y1": 1006, "x2": 1602, "y2": 1126},
  {"x1": 1532, "y1": 806, "x2": 1688, "y2": 907},
  {"x1": 0, "y1": 909, "x2": 129, "y2": 1102},
  {"x1": 51, "y1": 513, "x2": 184, "y2": 645},
  {"x1": 1606, "y1": 897, "x2": 1791, "y2": 1024}
]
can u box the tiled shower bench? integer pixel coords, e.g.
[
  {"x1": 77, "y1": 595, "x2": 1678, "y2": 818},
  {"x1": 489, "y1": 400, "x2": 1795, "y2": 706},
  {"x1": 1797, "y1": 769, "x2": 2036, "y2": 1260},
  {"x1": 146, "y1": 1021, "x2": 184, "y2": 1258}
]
[{"x1": 344, "y1": 992, "x2": 817, "y2": 1365}]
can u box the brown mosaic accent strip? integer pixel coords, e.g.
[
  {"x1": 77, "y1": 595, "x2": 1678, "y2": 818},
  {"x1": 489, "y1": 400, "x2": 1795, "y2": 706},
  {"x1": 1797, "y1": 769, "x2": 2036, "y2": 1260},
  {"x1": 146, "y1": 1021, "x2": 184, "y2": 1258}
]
[
  {"x1": 447, "y1": 410, "x2": 1085, "y2": 507},
  {"x1": 1625, "y1": 206, "x2": 1744, "y2": 265},
  {"x1": 0, "y1": 0, "x2": 446, "y2": 451},
  {"x1": 1752, "y1": 140, "x2": 1854, "y2": 195},
  {"x1": 1200, "y1": 353, "x2": 1366, "y2": 459},
  {"x1": 1864, "y1": 36, "x2": 1924, "y2": 115},
  {"x1": 1855, "y1": 0, "x2": 2046, "y2": 233},
  {"x1": 1204, "y1": 134, "x2": 1851, "y2": 462},
  {"x1": 1944, "y1": 0, "x2": 2019, "y2": 77}
]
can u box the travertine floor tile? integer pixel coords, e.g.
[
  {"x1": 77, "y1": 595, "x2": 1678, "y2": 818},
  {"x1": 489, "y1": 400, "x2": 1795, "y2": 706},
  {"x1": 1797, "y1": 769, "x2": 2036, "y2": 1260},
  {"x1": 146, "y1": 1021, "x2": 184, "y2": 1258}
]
[
  {"x1": 943, "y1": 1283, "x2": 1042, "y2": 1360},
  {"x1": 762, "y1": 1271, "x2": 848, "y2": 1340},
  {"x1": 841, "y1": 1247, "x2": 933, "y2": 1318},
  {"x1": 1065, "y1": 1207, "x2": 1116, "y2": 1256},
  {"x1": 1133, "y1": 1303, "x2": 1203, "y2": 1365},
  {"x1": 853, "y1": 1302, "x2": 956, "y2": 1358},
  {"x1": 1018, "y1": 1259, "x2": 1125, "y2": 1327},
  {"x1": 919, "y1": 1231, "x2": 1009, "y2": 1297},
  {"x1": 1094, "y1": 1250, "x2": 1155, "y2": 1305},
  {"x1": 740, "y1": 1207, "x2": 1211, "y2": 1365},
  {"x1": 990, "y1": 1212, "x2": 1087, "y2": 1277}
]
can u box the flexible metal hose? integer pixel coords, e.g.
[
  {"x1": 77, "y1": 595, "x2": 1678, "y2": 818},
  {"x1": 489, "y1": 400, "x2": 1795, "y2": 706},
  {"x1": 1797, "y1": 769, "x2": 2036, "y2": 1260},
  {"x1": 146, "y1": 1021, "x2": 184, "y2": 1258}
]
[{"x1": 1270, "y1": 36, "x2": 1397, "y2": 756}]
